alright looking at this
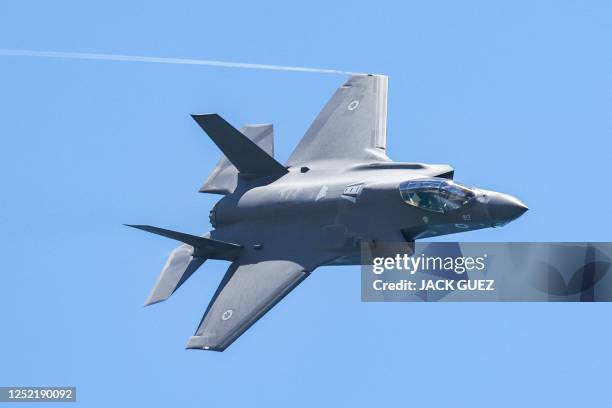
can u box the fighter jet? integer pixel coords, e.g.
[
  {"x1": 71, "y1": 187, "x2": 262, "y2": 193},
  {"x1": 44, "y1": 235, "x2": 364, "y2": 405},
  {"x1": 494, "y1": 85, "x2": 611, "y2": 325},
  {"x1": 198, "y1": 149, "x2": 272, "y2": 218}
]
[{"x1": 127, "y1": 74, "x2": 527, "y2": 351}]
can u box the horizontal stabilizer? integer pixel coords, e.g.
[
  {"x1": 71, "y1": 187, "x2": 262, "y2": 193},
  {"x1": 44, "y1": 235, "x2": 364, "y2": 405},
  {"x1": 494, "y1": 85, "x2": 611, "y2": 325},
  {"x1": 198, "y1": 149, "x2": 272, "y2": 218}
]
[
  {"x1": 144, "y1": 244, "x2": 206, "y2": 306},
  {"x1": 191, "y1": 114, "x2": 288, "y2": 177},
  {"x1": 125, "y1": 224, "x2": 242, "y2": 260},
  {"x1": 126, "y1": 224, "x2": 244, "y2": 306}
]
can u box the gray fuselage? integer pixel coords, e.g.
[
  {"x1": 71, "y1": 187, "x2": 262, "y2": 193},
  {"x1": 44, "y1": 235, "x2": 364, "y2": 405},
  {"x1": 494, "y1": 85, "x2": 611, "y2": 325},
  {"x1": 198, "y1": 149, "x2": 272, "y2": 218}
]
[{"x1": 209, "y1": 162, "x2": 527, "y2": 269}]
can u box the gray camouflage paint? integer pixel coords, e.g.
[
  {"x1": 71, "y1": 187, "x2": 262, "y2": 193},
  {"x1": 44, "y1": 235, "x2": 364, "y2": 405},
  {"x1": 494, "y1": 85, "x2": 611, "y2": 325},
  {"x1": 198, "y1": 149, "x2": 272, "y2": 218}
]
[{"x1": 128, "y1": 74, "x2": 528, "y2": 351}]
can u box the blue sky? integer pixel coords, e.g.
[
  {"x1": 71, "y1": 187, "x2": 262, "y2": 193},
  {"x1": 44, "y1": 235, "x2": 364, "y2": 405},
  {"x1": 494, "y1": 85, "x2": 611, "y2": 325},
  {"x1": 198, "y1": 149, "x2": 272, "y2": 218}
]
[{"x1": 1, "y1": 1, "x2": 611, "y2": 406}]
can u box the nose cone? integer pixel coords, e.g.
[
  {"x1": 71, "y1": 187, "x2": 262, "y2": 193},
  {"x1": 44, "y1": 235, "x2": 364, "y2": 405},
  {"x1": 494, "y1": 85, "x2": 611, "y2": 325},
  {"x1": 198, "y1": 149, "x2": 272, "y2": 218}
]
[{"x1": 487, "y1": 192, "x2": 528, "y2": 227}]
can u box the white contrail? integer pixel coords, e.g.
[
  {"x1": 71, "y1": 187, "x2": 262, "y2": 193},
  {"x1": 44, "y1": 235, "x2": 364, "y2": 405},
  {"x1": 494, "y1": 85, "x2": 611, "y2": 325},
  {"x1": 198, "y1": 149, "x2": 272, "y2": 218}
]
[{"x1": 0, "y1": 49, "x2": 360, "y2": 75}]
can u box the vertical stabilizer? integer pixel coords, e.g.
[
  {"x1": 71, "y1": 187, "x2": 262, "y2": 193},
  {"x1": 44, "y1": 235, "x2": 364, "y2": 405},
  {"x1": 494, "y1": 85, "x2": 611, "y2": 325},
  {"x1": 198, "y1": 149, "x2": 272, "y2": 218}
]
[
  {"x1": 199, "y1": 123, "x2": 275, "y2": 194},
  {"x1": 192, "y1": 114, "x2": 287, "y2": 193}
]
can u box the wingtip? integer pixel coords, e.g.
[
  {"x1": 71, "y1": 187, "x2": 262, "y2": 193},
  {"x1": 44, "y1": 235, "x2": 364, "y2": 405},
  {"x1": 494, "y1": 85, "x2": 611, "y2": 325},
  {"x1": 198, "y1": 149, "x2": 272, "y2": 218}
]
[
  {"x1": 185, "y1": 336, "x2": 223, "y2": 352},
  {"x1": 346, "y1": 73, "x2": 387, "y2": 80},
  {"x1": 144, "y1": 296, "x2": 166, "y2": 307}
]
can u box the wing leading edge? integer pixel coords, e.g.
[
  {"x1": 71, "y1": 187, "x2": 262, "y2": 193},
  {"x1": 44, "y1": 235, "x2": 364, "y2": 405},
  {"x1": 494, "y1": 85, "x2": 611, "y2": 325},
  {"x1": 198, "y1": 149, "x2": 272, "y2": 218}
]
[{"x1": 287, "y1": 74, "x2": 389, "y2": 167}]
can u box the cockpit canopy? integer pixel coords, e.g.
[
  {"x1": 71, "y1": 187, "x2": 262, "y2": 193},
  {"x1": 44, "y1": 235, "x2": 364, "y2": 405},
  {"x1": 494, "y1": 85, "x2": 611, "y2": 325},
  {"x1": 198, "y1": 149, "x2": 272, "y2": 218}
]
[{"x1": 399, "y1": 178, "x2": 475, "y2": 213}]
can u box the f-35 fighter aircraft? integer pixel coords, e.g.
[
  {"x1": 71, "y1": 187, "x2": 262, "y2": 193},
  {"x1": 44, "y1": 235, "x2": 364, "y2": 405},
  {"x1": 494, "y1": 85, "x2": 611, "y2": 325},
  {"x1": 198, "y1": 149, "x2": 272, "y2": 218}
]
[{"x1": 128, "y1": 74, "x2": 527, "y2": 351}]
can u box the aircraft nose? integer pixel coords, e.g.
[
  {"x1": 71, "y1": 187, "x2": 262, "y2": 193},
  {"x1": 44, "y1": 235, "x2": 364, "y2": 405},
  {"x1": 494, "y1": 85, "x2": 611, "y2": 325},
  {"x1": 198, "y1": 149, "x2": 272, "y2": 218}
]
[{"x1": 487, "y1": 192, "x2": 528, "y2": 227}]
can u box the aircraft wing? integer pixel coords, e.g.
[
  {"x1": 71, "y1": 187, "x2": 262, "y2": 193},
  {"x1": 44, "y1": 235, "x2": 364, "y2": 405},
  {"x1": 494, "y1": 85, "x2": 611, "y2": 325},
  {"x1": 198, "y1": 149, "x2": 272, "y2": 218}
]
[
  {"x1": 186, "y1": 260, "x2": 310, "y2": 351},
  {"x1": 286, "y1": 74, "x2": 390, "y2": 166}
]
